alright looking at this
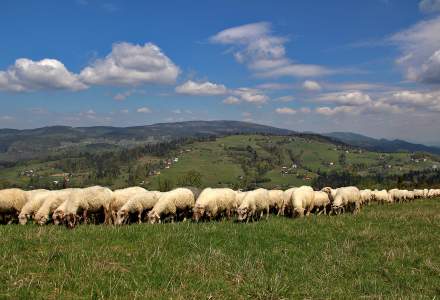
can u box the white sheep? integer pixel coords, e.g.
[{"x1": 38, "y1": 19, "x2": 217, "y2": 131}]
[
  {"x1": 64, "y1": 186, "x2": 113, "y2": 228},
  {"x1": 290, "y1": 186, "x2": 315, "y2": 217},
  {"x1": 115, "y1": 191, "x2": 161, "y2": 225},
  {"x1": 193, "y1": 188, "x2": 237, "y2": 222},
  {"x1": 237, "y1": 188, "x2": 270, "y2": 222},
  {"x1": 0, "y1": 188, "x2": 32, "y2": 223},
  {"x1": 329, "y1": 186, "x2": 361, "y2": 214},
  {"x1": 360, "y1": 189, "x2": 373, "y2": 205},
  {"x1": 235, "y1": 190, "x2": 248, "y2": 207},
  {"x1": 268, "y1": 190, "x2": 284, "y2": 214},
  {"x1": 372, "y1": 190, "x2": 392, "y2": 204},
  {"x1": 52, "y1": 200, "x2": 69, "y2": 225},
  {"x1": 110, "y1": 187, "x2": 147, "y2": 223},
  {"x1": 34, "y1": 189, "x2": 77, "y2": 225},
  {"x1": 313, "y1": 191, "x2": 330, "y2": 215},
  {"x1": 280, "y1": 187, "x2": 297, "y2": 216},
  {"x1": 18, "y1": 189, "x2": 52, "y2": 225},
  {"x1": 147, "y1": 188, "x2": 195, "y2": 224}
]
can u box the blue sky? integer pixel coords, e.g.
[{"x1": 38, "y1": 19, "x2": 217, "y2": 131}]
[{"x1": 1, "y1": 0, "x2": 440, "y2": 145}]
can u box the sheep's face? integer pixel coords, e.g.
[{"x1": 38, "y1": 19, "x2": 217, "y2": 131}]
[
  {"x1": 116, "y1": 210, "x2": 128, "y2": 225},
  {"x1": 332, "y1": 195, "x2": 343, "y2": 208},
  {"x1": 53, "y1": 212, "x2": 64, "y2": 225},
  {"x1": 237, "y1": 206, "x2": 249, "y2": 221},
  {"x1": 18, "y1": 214, "x2": 28, "y2": 225},
  {"x1": 147, "y1": 211, "x2": 160, "y2": 224},
  {"x1": 34, "y1": 214, "x2": 47, "y2": 225},
  {"x1": 65, "y1": 214, "x2": 77, "y2": 229},
  {"x1": 192, "y1": 205, "x2": 205, "y2": 222}
]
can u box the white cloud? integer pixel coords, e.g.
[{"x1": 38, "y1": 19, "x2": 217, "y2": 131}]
[
  {"x1": 302, "y1": 80, "x2": 322, "y2": 91},
  {"x1": 210, "y1": 22, "x2": 331, "y2": 78},
  {"x1": 233, "y1": 88, "x2": 269, "y2": 104},
  {"x1": 120, "y1": 109, "x2": 129, "y2": 114},
  {"x1": 384, "y1": 90, "x2": 440, "y2": 112},
  {"x1": 316, "y1": 91, "x2": 373, "y2": 106},
  {"x1": 0, "y1": 58, "x2": 87, "y2": 92},
  {"x1": 419, "y1": 0, "x2": 440, "y2": 13},
  {"x1": 275, "y1": 107, "x2": 297, "y2": 115},
  {"x1": 80, "y1": 42, "x2": 180, "y2": 86},
  {"x1": 172, "y1": 109, "x2": 182, "y2": 114},
  {"x1": 391, "y1": 16, "x2": 440, "y2": 84},
  {"x1": 175, "y1": 80, "x2": 227, "y2": 95},
  {"x1": 223, "y1": 96, "x2": 240, "y2": 104},
  {"x1": 315, "y1": 106, "x2": 358, "y2": 116},
  {"x1": 273, "y1": 95, "x2": 295, "y2": 102},
  {"x1": 113, "y1": 90, "x2": 133, "y2": 101},
  {"x1": 299, "y1": 107, "x2": 311, "y2": 113},
  {"x1": 137, "y1": 107, "x2": 151, "y2": 113},
  {"x1": 256, "y1": 82, "x2": 292, "y2": 90}
]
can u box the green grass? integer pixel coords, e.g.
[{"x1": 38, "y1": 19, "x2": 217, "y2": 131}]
[{"x1": 1, "y1": 199, "x2": 439, "y2": 299}]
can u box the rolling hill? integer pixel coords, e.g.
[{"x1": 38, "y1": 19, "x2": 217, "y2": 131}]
[{"x1": 325, "y1": 132, "x2": 440, "y2": 155}]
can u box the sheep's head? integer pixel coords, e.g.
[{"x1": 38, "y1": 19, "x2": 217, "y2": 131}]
[
  {"x1": 147, "y1": 211, "x2": 160, "y2": 224},
  {"x1": 321, "y1": 187, "x2": 332, "y2": 195},
  {"x1": 237, "y1": 206, "x2": 249, "y2": 221},
  {"x1": 35, "y1": 214, "x2": 48, "y2": 226},
  {"x1": 18, "y1": 213, "x2": 29, "y2": 225},
  {"x1": 65, "y1": 213, "x2": 77, "y2": 229},
  {"x1": 116, "y1": 209, "x2": 128, "y2": 225},
  {"x1": 52, "y1": 211, "x2": 64, "y2": 225},
  {"x1": 192, "y1": 205, "x2": 205, "y2": 222}
]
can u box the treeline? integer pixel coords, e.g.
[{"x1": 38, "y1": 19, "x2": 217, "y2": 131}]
[{"x1": 312, "y1": 169, "x2": 440, "y2": 190}]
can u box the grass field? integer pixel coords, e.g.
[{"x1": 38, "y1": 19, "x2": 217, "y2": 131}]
[{"x1": 1, "y1": 199, "x2": 439, "y2": 299}]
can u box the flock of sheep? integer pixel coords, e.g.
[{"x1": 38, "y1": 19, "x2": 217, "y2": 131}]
[{"x1": 0, "y1": 185, "x2": 439, "y2": 228}]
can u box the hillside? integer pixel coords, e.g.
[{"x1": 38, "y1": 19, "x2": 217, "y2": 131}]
[
  {"x1": 0, "y1": 121, "x2": 295, "y2": 162},
  {"x1": 325, "y1": 132, "x2": 440, "y2": 155},
  {"x1": 2, "y1": 133, "x2": 439, "y2": 191}
]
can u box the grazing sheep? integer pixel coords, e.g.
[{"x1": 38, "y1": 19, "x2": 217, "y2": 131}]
[
  {"x1": 193, "y1": 188, "x2": 237, "y2": 222},
  {"x1": 34, "y1": 189, "x2": 77, "y2": 225},
  {"x1": 360, "y1": 189, "x2": 373, "y2": 205},
  {"x1": 389, "y1": 189, "x2": 404, "y2": 203},
  {"x1": 115, "y1": 191, "x2": 161, "y2": 225},
  {"x1": 64, "y1": 186, "x2": 113, "y2": 228},
  {"x1": 18, "y1": 190, "x2": 52, "y2": 225},
  {"x1": 268, "y1": 190, "x2": 284, "y2": 214},
  {"x1": 0, "y1": 188, "x2": 32, "y2": 223},
  {"x1": 147, "y1": 188, "x2": 195, "y2": 224},
  {"x1": 372, "y1": 190, "x2": 392, "y2": 204},
  {"x1": 313, "y1": 191, "x2": 330, "y2": 215},
  {"x1": 52, "y1": 200, "x2": 69, "y2": 225},
  {"x1": 235, "y1": 191, "x2": 248, "y2": 207},
  {"x1": 237, "y1": 188, "x2": 270, "y2": 222},
  {"x1": 280, "y1": 187, "x2": 297, "y2": 216},
  {"x1": 290, "y1": 186, "x2": 315, "y2": 217},
  {"x1": 330, "y1": 186, "x2": 361, "y2": 214},
  {"x1": 110, "y1": 187, "x2": 148, "y2": 223}
]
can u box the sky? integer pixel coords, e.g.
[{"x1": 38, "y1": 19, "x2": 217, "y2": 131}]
[{"x1": 1, "y1": 0, "x2": 440, "y2": 145}]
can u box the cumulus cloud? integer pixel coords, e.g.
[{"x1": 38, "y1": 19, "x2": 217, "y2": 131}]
[
  {"x1": 303, "y1": 80, "x2": 322, "y2": 91},
  {"x1": 0, "y1": 58, "x2": 87, "y2": 92},
  {"x1": 175, "y1": 80, "x2": 227, "y2": 95},
  {"x1": 232, "y1": 88, "x2": 269, "y2": 104},
  {"x1": 273, "y1": 95, "x2": 295, "y2": 102},
  {"x1": 223, "y1": 96, "x2": 240, "y2": 104},
  {"x1": 383, "y1": 90, "x2": 440, "y2": 112},
  {"x1": 80, "y1": 42, "x2": 180, "y2": 86},
  {"x1": 210, "y1": 22, "x2": 331, "y2": 78},
  {"x1": 315, "y1": 106, "x2": 357, "y2": 116},
  {"x1": 275, "y1": 107, "x2": 297, "y2": 115},
  {"x1": 316, "y1": 91, "x2": 373, "y2": 106},
  {"x1": 137, "y1": 107, "x2": 151, "y2": 113},
  {"x1": 419, "y1": 0, "x2": 440, "y2": 13},
  {"x1": 391, "y1": 16, "x2": 440, "y2": 84}
]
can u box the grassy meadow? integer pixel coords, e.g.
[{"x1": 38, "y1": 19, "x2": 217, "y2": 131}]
[{"x1": 1, "y1": 199, "x2": 439, "y2": 299}]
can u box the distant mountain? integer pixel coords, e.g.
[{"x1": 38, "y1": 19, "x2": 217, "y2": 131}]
[
  {"x1": 0, "y1": 121, "x2": 295, "y2": 161},
  {"x1": 324, "y1": 132, "x2": 440, "y2": 155}
]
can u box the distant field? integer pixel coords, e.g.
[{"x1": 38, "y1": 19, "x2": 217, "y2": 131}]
[{"x1": 1, "y1": 199, "x2": 439, "y2": 298}]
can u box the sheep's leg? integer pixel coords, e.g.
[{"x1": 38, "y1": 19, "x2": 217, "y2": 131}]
[
  {"x1": 82, "y1": 210, "x2": 88, "y2": 224},
  {"x1": 266, "y1": 207, "x2": 270, "y2": 220},
  {"x1": 137, "y1": 212, "x2": 142, "y2": 224}
]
